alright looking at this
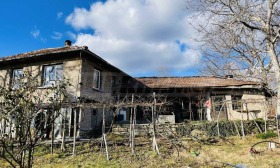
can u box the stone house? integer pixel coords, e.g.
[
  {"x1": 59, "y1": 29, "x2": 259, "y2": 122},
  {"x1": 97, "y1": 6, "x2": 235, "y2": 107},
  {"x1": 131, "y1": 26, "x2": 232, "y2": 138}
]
[
  {"x1": 0, "y1": 41, "x2": 131, "y2": 138},
  {"x1": 0, "y1": 41, "x2": 271, "y2": 138}
]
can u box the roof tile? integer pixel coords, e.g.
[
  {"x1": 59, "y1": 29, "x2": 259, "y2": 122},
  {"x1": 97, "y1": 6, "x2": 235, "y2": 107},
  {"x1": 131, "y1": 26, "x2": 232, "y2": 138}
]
[
  {"x1": 0, "y1": 46, "x2": 86, "y2": 62},
  {"x1": 136, "y1": 77, "x2": 257, "y2": 88}
]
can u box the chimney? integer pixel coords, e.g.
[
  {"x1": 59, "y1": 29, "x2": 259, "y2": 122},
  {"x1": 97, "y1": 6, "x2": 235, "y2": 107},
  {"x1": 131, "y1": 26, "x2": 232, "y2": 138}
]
[
  {"x1": 83, "y1": 46, "x2": 88, "y2": 50},
  {"x1": 65, "y1": 40, "x2": 72, "y2": 47},
  {"x1": 225, "y1": 75, "x2": 233, "y2": 79}
]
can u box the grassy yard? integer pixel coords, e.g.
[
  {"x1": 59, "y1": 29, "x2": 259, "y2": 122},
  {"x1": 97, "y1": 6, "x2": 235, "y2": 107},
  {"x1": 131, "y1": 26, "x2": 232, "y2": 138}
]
[{"x1": 1, "y1": 134, "x2": 280, "y2": 168}]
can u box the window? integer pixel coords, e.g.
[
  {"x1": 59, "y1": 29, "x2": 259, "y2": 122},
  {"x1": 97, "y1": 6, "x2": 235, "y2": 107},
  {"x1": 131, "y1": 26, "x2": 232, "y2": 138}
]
[
  {"x1": 12, "y1": 69, "x2": 24, "y2": 88},
  {"x1": 112, "y1": 76, "x2": 116, "y2": 87},
  {"x1": 232, "y1": 95, "x2": 242, "y2": 110},
  {"x1": 211, "y1": 96, "x2": 226, "y2": 112},
  {"x1": 92, "y1": 109, "x2": 97, "y2": 116},
  {"x1": 91, "y1": 109, "x2": 98, "y2": 128},
  {"x1": 112, "y1": 76, "x2": 120, "y2": 88},
  {"x1": 93, "y1": 69, "x2": 101, "y2": 90},
  {"x1": 43, "y1": 64, "x2": 63, "y2": 86}
]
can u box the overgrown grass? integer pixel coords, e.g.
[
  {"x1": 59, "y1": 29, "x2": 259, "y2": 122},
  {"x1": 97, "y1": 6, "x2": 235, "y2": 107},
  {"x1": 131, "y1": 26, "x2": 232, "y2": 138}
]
[{"x1": 1, "y1": 134, "x2": 280, "y2": 168}]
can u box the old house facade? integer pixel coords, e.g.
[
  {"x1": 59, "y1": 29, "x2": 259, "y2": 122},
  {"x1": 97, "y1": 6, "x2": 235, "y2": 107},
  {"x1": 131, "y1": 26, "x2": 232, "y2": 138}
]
[
  {"x1": 0, "y1": 41, "x2": 131, "y2": 138},
  {"x1": 0, "y1": 41, "x2": 271, "y2": 138},
  {"x1": 134, "y1": 77, "x2": 270, "y2": 123}
]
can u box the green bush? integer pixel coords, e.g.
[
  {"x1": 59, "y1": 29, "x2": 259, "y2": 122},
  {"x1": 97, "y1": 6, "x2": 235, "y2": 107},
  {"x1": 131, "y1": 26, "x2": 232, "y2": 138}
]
[
  {"x1": 176, "y1": 119, "x2": 265, "y2": 137},
  {"x1": 256, "y1": 131, "x2": 277, "y2": 139}
]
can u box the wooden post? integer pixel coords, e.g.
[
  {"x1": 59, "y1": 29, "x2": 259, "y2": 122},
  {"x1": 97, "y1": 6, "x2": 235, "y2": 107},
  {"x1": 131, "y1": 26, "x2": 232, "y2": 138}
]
[
  {"x1": 250, "y1": 112, "x2": 262, "y2": 133},
  {"x1": 72, "y1": 108, "x2": 77, "y2": 156},
  {"x1": 246, "y1": 105, "x2": 249, "y2": 120},
  {"x1": 152, "y1": 92, "x2": 160, "y2": 155},
  {"x1": 187, "y1": 89, "x2": 193, "y2": 120},
  {"x1": 276, "y1": 110, "x2": 280, "y2": 142},
  {"x1": 264, "y1": 104, "x2": 267, "y2": 133},
  {"x1": 8, "y1": 116, "x2": 12, "y2": 140},
  {"x1": 102, "y1": 105, "x2": 109, "y2": 160},
  {"x1": 189, "y1": 101, "x2": 192, "y2": 120},
  {"x1": 227, "y1": 108, "x2": 241, "y2": 137},
  {"x1": 129, "y1": 94, "x2": 134, "y2": 147},
  {"x1": 61, "y1": 109, "x2": 66, "y2": 152},
  {"x1": 77, "y1": 107, "x2": 82, "y2": 138},
  {"x1": 131, "y1": 106, "x2": 136, "y2": 155},
  {"x1": 216, "y1": 102, "x2": 225, "y2": 137},
  {"x1": 130, "y1": 94, "x2": 135, "y2": 155},
  {"x1": 68, "y1": 109, "x2": 72, "y2": 139},
  {"x1": 51, "y1": 110, "x2": 55, "y2": 154},
  {"x1": 240, "y1": 102, "x2": 245, "y2": 139}
]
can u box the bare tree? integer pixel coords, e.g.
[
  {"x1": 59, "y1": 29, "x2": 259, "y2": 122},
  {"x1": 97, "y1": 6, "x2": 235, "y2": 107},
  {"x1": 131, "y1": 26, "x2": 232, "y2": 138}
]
[
  {"x1": 189, "y1": 0, "x2": 280, "y2": 115},
  {"x1": 0, "y1": 73, "x2": 68, "y2": 168}
]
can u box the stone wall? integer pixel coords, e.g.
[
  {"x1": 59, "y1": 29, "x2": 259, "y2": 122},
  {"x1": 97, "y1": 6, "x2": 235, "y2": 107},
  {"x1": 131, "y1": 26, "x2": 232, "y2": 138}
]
[
  {"x1": 0, "y1": 58, "x2": 81, "y2": 102},
  {"x1": 80, "y1": 59, "x2": 124, "y2": 100},
  {"x1": 0, "y1": 69, "x2": 10, "y2": 89},
  {"x1": 80, "y1": 108, "x2": 114, "y2": 131},
  {"x1": 112, "y1": 120, "x2": 266, "y2": 137}
]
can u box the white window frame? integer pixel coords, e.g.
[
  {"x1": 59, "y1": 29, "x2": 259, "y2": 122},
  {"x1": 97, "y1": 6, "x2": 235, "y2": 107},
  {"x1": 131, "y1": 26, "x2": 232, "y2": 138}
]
[
  {"x1": 12, "y1": 68, "x2": 24, "y2": 89},
  {"x1": 43, "y1": 64, "x2": 63, "y2": 87},
  {"x1": 93, "y1": 69, "x2": 101, "y2": 90}
]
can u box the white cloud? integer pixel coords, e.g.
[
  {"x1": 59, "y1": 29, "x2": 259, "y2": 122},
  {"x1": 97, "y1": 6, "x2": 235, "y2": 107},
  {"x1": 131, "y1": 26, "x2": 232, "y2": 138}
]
[
  {"x1": 51, "y1": 32, "x2": 63, "y2": 40},
  {"x1": 31, "y1": 27, "x2": 40, "y2": 38},
  {"x1": 66, "y1": 0, "x2": 201, "y2": 76},
  {"x1": 57, "y1": 12, "x2": 63, "y2": 19},
  {"x1": 30, "y1": 26, "x2": 47, "y2": 43}
]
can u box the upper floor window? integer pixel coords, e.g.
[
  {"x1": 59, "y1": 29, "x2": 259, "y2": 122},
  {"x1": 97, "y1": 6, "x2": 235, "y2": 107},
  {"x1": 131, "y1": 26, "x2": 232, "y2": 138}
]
[
  {"x1": 12, "y1": 69, "x2": 24, "y2": 89},
  {"x1": 93, "y1": 69, "x2": 101, "y2": 90},
  {"x1": 43, "y1": 64, "x2": 63, "y2": 86},
  {"x1": 112, "y1": 76, "x2": 117, "y2": 87}
]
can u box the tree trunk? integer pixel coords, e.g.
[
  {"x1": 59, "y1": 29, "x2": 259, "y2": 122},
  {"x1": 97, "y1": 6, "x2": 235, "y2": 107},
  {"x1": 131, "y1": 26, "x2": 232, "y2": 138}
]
[
  {"x1": 27, "y1": 145, "x2": 33, "y2": 168},
  {"x1": 268, "y1": 42, "x2": 280, "y2": 116},
  {"x1": 276, "y1": 78, "x2": 280, "y2": 118},
  {"x1": 268, "y1": 44, "x2": 280, "y2": 140}
]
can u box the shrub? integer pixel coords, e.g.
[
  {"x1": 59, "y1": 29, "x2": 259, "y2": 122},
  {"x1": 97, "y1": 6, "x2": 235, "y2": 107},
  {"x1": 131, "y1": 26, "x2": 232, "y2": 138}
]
[
  {"x1": 256, "y1": 131, "x2": 277, "y2": 139},
  {"x1": 177, "y1": 119, "x2": 265, "y2": 137}
]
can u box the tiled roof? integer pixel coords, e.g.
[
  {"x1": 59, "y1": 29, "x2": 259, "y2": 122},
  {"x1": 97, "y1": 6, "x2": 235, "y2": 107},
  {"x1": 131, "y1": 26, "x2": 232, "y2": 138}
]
[
  {"x1": 0, "y1": 45, "x2": 130, "y2": 75},
  {"x1": 0, "y1": 46, "x2": 86, "y2": 62},
  {"x1": 136, "y1": 76, "x2": 258, "y2": 88}
]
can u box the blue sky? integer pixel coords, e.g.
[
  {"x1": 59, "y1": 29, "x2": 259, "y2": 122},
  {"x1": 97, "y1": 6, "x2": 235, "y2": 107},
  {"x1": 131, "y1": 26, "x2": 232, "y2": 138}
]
[{"x1": 0, "y1": 0, "x2": 201, "y2": 77}]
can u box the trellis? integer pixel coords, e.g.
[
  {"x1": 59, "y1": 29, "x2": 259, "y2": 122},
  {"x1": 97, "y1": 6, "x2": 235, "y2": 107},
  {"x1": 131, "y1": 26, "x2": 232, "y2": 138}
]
[
  {"x1": 215, "y1": 99, "x2": 272, "y2": 139},
  {"x1": 41, "y1": 92, "x2": 169, "y2": 159}
]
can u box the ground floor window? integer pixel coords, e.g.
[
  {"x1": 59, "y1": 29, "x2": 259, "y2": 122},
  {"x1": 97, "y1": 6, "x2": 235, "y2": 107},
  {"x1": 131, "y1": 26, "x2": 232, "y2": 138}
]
[
  {"x1": 211, "y1": 96, "x2": 226, "y2": 113},
  {"x1": 232, "y1": 95, "x2": 242, "y2": 110}
]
